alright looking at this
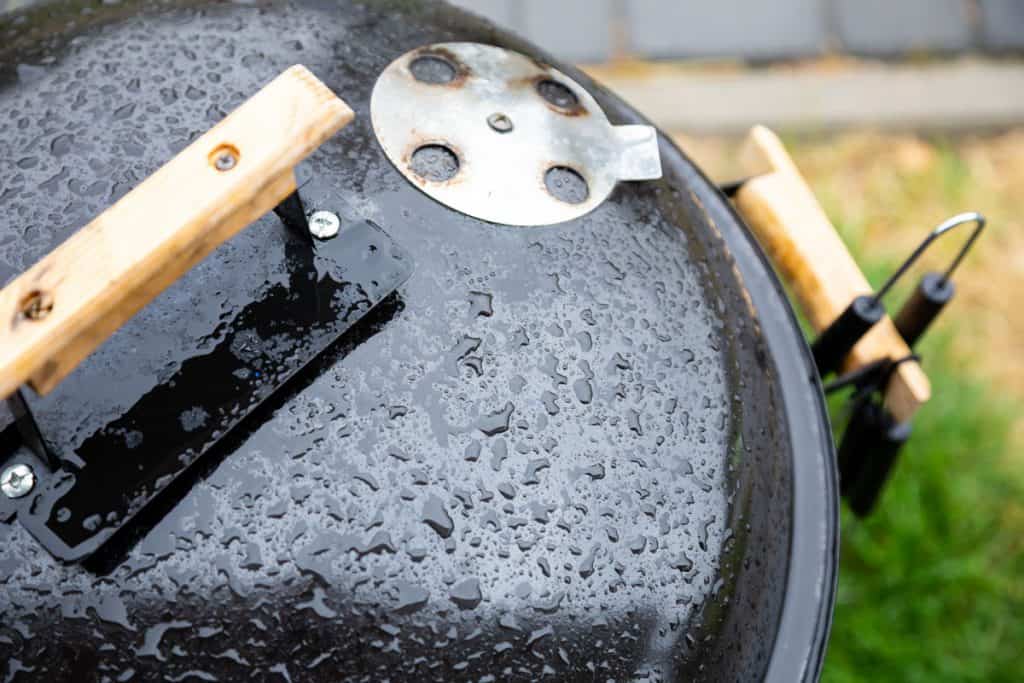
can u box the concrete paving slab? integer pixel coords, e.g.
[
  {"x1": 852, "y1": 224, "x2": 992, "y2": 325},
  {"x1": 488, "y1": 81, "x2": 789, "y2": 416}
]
[
  {"x1": 522, "y1": 0, "x2": 613, "y2": 63},
  {"x1": 586, "y1": 59, "x2": 1024, "y2": 134},
  {"x1": 835, "y1": 0, "x2": 972, "y2": 55},
  {"x1": 624, "y1": 0, "x2": 827, "y2": 59},
  {"x1": 979, "y1": 0, "x2": 1024, "y2": 50}
]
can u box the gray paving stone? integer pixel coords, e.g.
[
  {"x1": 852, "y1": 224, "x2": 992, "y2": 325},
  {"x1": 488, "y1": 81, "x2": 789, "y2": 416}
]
[
  {"x1": 978, "y1": 0, "x2": 1024, "y2": 49},
  {"x1": 624, "y1": 0, "x2": 827, "y2": 59},
  {"x1": 834, "y1": 0, "x2": 972, "y2": 54},
  {"x1": 522, "y1": 0, "x2": 613, "y2": 63},
  {"x1": 591, "y1": 60, "x2": 1024, "y2": 134}
]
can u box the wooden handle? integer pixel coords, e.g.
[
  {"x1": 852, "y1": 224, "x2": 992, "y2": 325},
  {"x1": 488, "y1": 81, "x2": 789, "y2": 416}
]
[
  {"x1": 733, "y1": 125, "x2": 930, "y2": 423},
  {"x1": 0, "y1": 65, "x2": 353, "y2": 399}
]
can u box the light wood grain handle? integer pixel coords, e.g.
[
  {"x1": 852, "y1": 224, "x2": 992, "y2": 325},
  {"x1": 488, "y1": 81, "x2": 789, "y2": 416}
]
[
  {"x1": 0, "y1": 65, "x2": 354, "y2": 399},
  {"x1": 733, "y1": 125, "x2": 930, "y2": 423}
]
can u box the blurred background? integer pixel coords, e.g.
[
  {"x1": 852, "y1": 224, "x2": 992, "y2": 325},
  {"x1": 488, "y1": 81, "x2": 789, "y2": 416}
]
[{"x1": 448, "y1": 2, "x2": 1024, "y2": 682}]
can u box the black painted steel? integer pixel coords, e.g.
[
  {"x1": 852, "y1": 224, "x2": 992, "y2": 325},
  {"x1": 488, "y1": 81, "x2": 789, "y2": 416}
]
[
  {"x1": 0, "y1": 1, "x2": 838, "y2": 681},
  {"x1": 18, "y1": 192, "x2": 413, "y2": 561},
  {"x1": 811, "y1": 295, "x2": 885, "y2": 377},
  {"x1": 6, "y1": 389, "x2": 57, "y2": 469},
  {"x1": 837, "y1": 398, "x2": 911, "y2": 516}
]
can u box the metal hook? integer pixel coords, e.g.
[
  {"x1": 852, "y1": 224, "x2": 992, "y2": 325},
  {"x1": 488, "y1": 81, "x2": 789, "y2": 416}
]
[{"x1": 872, "y1": 212, "x2": 986, "y2": 304}]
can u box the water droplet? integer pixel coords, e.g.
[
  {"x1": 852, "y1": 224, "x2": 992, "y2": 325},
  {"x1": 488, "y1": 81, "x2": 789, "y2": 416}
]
[
  {"x1": 353, "y1": 472, "x2": 380, "y2": 491},
  {"x1": 511, "y1": 327, "x2": 530, "y2": 347},
  {"x1": 449, "y1": 578, "x2": 482, "y2": 609},
  {"x1": 572, "y1": 379, "x2": 593, "y2": 404},
  {"x1": 113, "y1": 102, "x2": 135, "y2": 120},
  {"x1": 541, "y1": 391, "x2": 559, "y2": 416},
  {"x1": 50, "y1": 134, "x2": 73, "y2": 156},
  {"x1": 522, "y1": 458, "x2": 550, "y2": 485},
  {"x1": 477, "y1": 402, "x2": 514, "y2": 436},
  {"x1": 540, "y1": 354, "x2": 567, "y2": 385},
  {"x1": 498, "y1": 614, "x2": 523, "y2": 632},
  {"x1": 468, "y1": 291, "x2": 493, "y2": 317},
  {"x1": 489, "y1": 439, "x2": 508, "y2": 471},
  {"x1": 240, "y1": 542, "x2": 262, "y2": 570},
  {"x1": 527, "y1": 625, "x2": 554, "y2": 647},
  {"x1": 422, "y1": 494, "x2": 454, "y2": 538},
  {"x1": 391, "y1": 581, "x2": 430, "y2": 615}
]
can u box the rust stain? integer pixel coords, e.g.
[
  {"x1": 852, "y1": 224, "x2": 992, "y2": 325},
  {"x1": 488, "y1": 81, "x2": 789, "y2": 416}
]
[{"x1": 406, "y1": 47, "x2": 472, "y2": 89}]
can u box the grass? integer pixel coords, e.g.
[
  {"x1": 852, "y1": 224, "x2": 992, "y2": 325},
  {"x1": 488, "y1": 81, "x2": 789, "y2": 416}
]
[
  {"x1": 805, "y1": 136, "x2": 1024, "y2": 682},
  {"x1": 672, "y1": 129, "x2": 1024, "y2": 681},
  {"x1": 824, "y1": 329, "x2": 1024, "y2": 682}
]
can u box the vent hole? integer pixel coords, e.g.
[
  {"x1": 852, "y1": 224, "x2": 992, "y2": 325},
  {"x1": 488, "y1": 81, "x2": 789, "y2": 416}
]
[
  {"x1": 410, "y1": 55, "x2": 457, "y2": 84},
  {"x1": 545, "y1": 166, "x2": 589, "y2": 204},
  {"x1": 411, "y1": 144, "x2": 460, "y2": 182},
  {"x1": 536, "y1": 79, "x2": 580, "y2": 111}
]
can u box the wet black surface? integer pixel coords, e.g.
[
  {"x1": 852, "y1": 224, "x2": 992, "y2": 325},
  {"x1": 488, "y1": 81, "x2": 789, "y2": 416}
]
[
  {"x1": 0, "y1": 1, "x2": 836, "y2": 681},
  {"x1": 18, "y1": 198, "x2": 412, "y2": 560}
]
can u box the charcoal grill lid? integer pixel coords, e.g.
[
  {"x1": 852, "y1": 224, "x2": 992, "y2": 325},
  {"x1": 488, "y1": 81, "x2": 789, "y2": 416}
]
[{"x1": 0, "y1": 1, "x2": 837, "y2": 681}]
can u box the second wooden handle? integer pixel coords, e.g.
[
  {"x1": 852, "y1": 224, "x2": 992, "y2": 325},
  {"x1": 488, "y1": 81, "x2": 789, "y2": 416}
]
[
  {"x1": 0, "y1": 65, "x2": 354, "y2": 399},
  {"x1": 733, "y1": 126, "x2": 930, "y2": 423}
]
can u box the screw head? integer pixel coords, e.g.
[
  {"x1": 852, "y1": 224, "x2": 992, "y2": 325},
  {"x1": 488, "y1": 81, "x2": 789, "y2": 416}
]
[
  {"x1": 20, "y1": 290, "x2": 53, "y2": 321},
  {"x1": 214, "y1": 151, "x2": 237, "y2": 171},
  {"x1": 1, "y1": 464, "x2": 35, "y2": 499},
  {"x1": 308, "y1": 210, "x2": 341, "y2": 240},
  {"x1": 210, "y1": 144, "x2": 240, "y2": 172},
  {"x1": 487, "y1": 112, "x2": 514, "y2": 133}
]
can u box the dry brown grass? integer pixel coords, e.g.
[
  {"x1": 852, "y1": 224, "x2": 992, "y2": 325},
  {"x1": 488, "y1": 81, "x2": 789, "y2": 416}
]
[{"x1": 673, "y1": 129, "x2": 1024, "y2": 446}]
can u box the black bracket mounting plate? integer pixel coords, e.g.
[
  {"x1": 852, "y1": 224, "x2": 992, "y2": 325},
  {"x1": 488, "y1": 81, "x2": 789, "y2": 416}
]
[{"x1": 0, "y1": 175, "x2": 413, "y2": 562}]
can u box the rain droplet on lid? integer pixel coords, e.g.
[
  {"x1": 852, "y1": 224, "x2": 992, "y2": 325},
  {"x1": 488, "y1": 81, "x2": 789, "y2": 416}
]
[
  {"x1": 468, "y1": 291, "x2": 493, "y2": 317},
  {"x1": 392, "y1": 581, "x2": 430, "y2": 615},
  {"x1": 477, "y1": 402, "x2": 514, "y2": 436},
  {"x1": 449, "y1": 578, "x2": 482, "y2": 610},
  {"x1": 422, "y1": 494, "x2": 454, "y2": 539},
  {"x1": 572, "y1": 379, "x2": 593, "y2": 404}
]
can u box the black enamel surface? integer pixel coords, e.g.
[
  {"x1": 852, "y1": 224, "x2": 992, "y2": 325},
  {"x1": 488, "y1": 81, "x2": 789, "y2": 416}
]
[
  {"x1": 0, "y1": 1, "x2": 837, "y2": 680},
  {"x1": 18, "y1": 191, "x2": 413, "y2": 560}
]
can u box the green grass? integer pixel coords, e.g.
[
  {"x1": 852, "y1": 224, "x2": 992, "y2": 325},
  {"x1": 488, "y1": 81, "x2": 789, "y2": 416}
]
[{"x1": 820, "y1": 262, "x2": 1024, "y2": 682}]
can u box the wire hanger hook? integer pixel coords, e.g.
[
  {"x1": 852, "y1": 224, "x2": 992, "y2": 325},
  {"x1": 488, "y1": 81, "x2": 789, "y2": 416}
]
[{"x1": 873, "y1": 212, "x2": 986, "y2": 304}]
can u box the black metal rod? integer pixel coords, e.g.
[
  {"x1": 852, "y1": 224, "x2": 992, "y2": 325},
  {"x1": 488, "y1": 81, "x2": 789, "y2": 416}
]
[
  {"x1": 837, "y1": 400, "x2": 911, "y2": 517},
  {"x1": 894, "y1": 272, "x2": 956, "y2": 348},
  {"x1": 811, "y1": 295, "x2": 884, "y2": 377},
  {"x1": 6, "y1": 389, "x2": 60, "y2": 470},
  {"x1": 273, "y1": 189, "x2": 311, "y2": 240},
  {"x1": 872, "y1": 212, "x2": 984, "y2": 304}
]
